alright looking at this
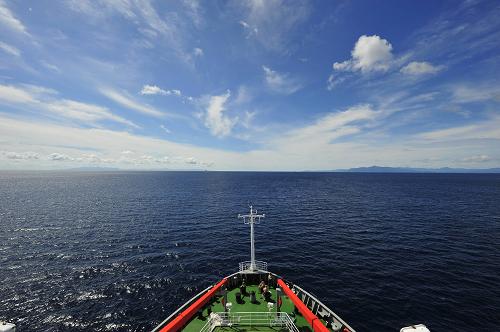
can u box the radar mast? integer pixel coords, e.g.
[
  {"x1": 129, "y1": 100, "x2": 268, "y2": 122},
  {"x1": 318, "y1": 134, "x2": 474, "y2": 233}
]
[{"x1": 238, "y1": 205, "x2": 265, "y2": 271}]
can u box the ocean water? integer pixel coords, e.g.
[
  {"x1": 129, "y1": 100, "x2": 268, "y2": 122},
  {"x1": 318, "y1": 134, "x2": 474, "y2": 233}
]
[{"x1": 1, "y1": 171, "x2": 499, "y2": 332}]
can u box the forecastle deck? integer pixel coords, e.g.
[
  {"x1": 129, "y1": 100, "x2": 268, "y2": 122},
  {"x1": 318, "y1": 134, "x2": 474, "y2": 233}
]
[{"x1": 152, "y1": 271, "x2": 355, "y2": 332}]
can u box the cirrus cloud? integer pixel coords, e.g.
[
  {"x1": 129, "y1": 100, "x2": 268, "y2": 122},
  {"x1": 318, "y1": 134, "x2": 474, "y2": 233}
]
[
  {"x1": 262, "y1": 66, "x2": 302, "y2": 95},
  {"x1": 400, "y1": 61, "x2": 443, "y2": 75},
  {"x1": 0, "y1": 0, "x2": 28, "y2": 34},
  {"x1": 0, "y1": 41, "x2": 20, "y2": 57},
  {"x1": 0, "y1": 84, "x2": 139, "y2": 128}
]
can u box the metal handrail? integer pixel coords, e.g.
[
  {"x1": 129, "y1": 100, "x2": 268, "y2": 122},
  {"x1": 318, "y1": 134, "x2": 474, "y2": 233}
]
[
  {"x1": 151, "y1": 285, "x2": 212, "y2": 332},
  {"x1": 239, "y1": 260, "x2": 268, "y2": 272},
  {"x1": 293, "y1": 283, "x2": 357, "y2": 332},
  {"x1": 200, "y1": 312, "x2": 299, "y2": 332}
]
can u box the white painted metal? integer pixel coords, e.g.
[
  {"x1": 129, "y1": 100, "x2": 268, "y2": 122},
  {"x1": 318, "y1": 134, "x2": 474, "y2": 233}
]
[
  {"x1": 238, "y1": 206, "x2": 265, "y2": 271},
  {"x1": 400, "y1": 324, "x2": 431, "y2": 332},
  {"x1": 0, "y1": 321, "x2": 16, "y2": 332},
  {"x1": 200, "y1": 312, "x2": 299, "y2": 332},
  {"x1": 238, "y1": 260, "x2": 268, "y2": 272}
]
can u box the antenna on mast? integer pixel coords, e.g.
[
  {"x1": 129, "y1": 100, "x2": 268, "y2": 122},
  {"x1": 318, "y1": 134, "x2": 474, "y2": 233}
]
[{"x1": 238, "y1": 205, "x2": 265, "y2": 272}]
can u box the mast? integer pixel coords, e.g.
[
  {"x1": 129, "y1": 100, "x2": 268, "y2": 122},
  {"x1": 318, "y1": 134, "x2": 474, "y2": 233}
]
[{"x1": 238, "y1": 205, "x2": 265, "y2": 271}]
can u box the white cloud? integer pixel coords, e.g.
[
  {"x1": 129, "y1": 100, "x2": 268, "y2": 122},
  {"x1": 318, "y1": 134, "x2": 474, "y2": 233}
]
[
  {"x1": 333, "y1": 35, "x2": 393, "y2": 73},
  {"x1": 239, "y1": 20, "x2": 258, "y2": 38},
  {"x1": 78, "y1": 153, "x2": 102, "y2": 163},
  {"x1": 157, "y1": 156, "x2": 170, "y2": 164},
  {"x1": 262, "y1": 66, "x2": 301, "y2": 94},
  {"x1": 139, "y1": 85, "x2": 183, "y2": 98},
  {"x1": 100, "y1": 87, "x2": 164, "y2": 117},
  {"x1": 0, "y1": 0, "x2": 28, "y2": 34},
  {"x1": 417, "y1": 116, "x2": 500, "y2": 141},
  {"x1": 278, "y1": 104, "x2": 378, "y2": 148},
  {"x1": 326, "y1": 74, "x2": 340, "y2": 91},
  {"x1": 203, "y1": 91, "x2": 237, "y2": 137},
  {"x1": 160, "y1": 124, "x2": 171, "y2": 134},
  {"x1": 3, "y1": 151, "x2": 39, "y2": 160},
  {"x1": 0, "y1": 115, "x2": 218, "y2": 169},
  {"x1": 1, "y1": 109, "x2": 499, "y2": 171},
  {"x1": 0, "y1": 84, "x2": 139, "y2": 128},
  {"x1": 185, "y1": 157, "x2": 197, "y2": 164},
  {"x1": 407, "y1": 1, "x2": 500, "y2": 71},
  {"x1": 400, "y1": 61, "x2": 443, "y2": 75},
  {"x1": 69, "y1": 1, "x2": 166, "y2": 37},
  {"x1": 451, "y1": 85, "x2": 500, "y2": 103},
  {"x1": 20, "y1": 84, "x2": 59, "y2": 96},
  {"x1": 41, "y1": 61, "x2": 60, "y2": 73},
  {"x1": 462, "y1": 155, "x2": 491, "y2": 163},
  {"x1": 0, "y1": 41, "x2": 20, "y2": 56},
  {"x1": 193, "y1": 47, "x2": 204, "y2": 57},
  {"x1": 240, "y1": 111, "x2": 256, "y2": 129},
  {"x1": 238, "y1": 0, "x2": 310, "y2": 51},
  {"x1": 182, "y1": 0, "x2": 203, "y2": 27},
  {"x1": 66, "y1": 0, "x2": 195, "y2": 64},
  {"x1": 46, "y1": 99, "x2": 139, "y2": 128},
  {"x1": 234, "y1": 86, "x2": 251, "y2": 105},
  {"x1": 48, "y1": 153, "x2": 73, "y2": 161},
  {"x1": 140, "y1": 84, "x2": 167, "y2": 95},
  {"x1": 0, "y1": 84, "x2": 37, "y2": 104}
]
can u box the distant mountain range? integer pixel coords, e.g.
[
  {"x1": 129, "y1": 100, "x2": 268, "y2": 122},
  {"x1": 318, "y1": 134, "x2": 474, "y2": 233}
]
[
  {"x1": 334, "y1": 166, "x2": 500, "y2": 173},
  {"x1": 38, "y1": 166, "x2": 500, "y2": 173}
]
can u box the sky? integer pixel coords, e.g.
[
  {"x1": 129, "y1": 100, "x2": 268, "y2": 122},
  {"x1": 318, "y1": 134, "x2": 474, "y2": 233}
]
[{"x1": 0, "y1": 0, "x2": 499, "y2": 171}]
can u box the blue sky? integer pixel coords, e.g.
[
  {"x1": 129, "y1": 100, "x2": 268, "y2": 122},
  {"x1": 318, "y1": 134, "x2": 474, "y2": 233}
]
[{"x1": 0, "y1": 0, "x2": 499, "y2": 170}]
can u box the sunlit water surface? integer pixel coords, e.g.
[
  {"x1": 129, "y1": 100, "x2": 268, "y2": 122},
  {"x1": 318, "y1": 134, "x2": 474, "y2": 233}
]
[{"x1": 1, "y1": 171, "x2": 499, "y2": 331}]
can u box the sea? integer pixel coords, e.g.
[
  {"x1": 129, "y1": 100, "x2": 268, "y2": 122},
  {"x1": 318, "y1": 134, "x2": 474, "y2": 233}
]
[{"x1": 1, "y1": 171, "x2": 499, "y2": 331}]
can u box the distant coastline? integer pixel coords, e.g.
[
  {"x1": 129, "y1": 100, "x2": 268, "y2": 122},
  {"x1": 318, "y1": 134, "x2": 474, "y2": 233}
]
[
  {"x1": 1, "y1": 166, "x2": 500, "y2": 173},
  {"x1": 331, "y1": 166, "x2": 500, "y2": 173}
]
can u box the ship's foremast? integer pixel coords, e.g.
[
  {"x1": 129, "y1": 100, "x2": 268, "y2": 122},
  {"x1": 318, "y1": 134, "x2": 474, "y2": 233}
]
[{"x1": 238, "y1": 205, "x2": 265, "y2": 272}]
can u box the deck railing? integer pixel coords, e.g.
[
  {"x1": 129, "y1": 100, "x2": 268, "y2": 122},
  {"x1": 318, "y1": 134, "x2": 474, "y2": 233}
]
[
  {"x1": 151, "y1": 286, "x2": 212, "y2": 332},
  {"x1": 200, "y1": 312, "x2": 299, "y2": 332},
  {"x1": 292, "y1": 283, "x2": 357, "y2": 332},
  {"x1": 238, "y1": 260, "x2": 268, "y2": 272}
]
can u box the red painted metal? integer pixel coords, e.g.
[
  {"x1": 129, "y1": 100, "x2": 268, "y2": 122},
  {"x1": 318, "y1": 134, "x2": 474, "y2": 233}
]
[
  {"x1": 277, "y1": 279, "x2": 330, "y2": 332},
  {"x1": 159, "y1": 278, "x2": 227, "y2": 332}
]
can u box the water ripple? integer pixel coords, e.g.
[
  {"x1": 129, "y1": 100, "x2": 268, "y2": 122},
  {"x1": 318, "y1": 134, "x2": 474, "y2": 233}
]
[{"x1": 0, "y1": 172, "x2": 499, "y2": 331}]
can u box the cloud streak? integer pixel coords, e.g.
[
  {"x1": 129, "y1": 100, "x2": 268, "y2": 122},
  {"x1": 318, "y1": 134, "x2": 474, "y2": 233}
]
[
  {"x1": 400, "y1": 61, "x2": 443, "y2": 75},
  {"x1": 238, "y1": 0, "x2": 310, "y2": 52},
  {"x1": 262, "y1": 66, "x2": 302, "y2": 95},
  {"x1": 0, "y1": 41, "x2": 20, "y2": 56},
  {"x1": 100, "y1": 87, "x2": 164, "y2": 118},
  {"x1": 273, "y1": 104, "x2": 378, "y2": 150},
  {"x1": 0, "y1": 84, "x2": 139, "y2": 128},
  {"x1": 66, "y1": 0, "x2": 201, "y2": 64},
  {"x1": 416, "y1": 116, "x2": 500, "y2": 141},
  {"x1": 0, "y1": 0, "x2": 28, "y2": 34}
]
